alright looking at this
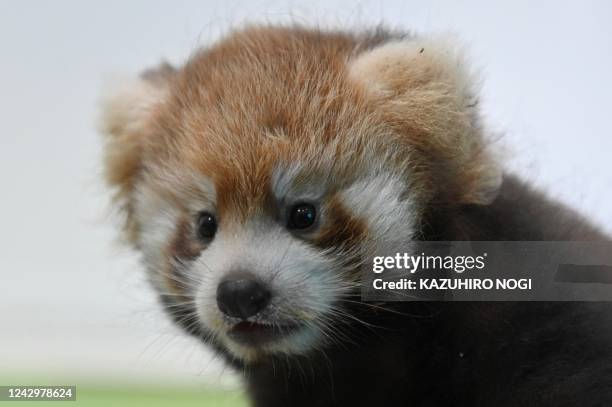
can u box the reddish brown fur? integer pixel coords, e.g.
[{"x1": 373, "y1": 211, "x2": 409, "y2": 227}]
[
  {"x1": 102, "y1": 25, "x2": 496, "y2": 247},
  {"x1": 313, "y1": 195, "x2": 367, "y2": 253}
]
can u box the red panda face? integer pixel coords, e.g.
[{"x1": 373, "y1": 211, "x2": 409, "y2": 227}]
[{"x1": 100, "y1": 26, "x2": 499, "y2": 361}]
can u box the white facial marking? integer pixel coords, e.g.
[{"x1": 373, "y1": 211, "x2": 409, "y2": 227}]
[
  {"x1": 339, "y1": 172, "x2": 418, "y2": 250},
  {"x1": 138, "y1": 166, "x2": 416, "y2": 361},
  {"x1": 192, "y1": 221, "x2": 347, "y2": 359},
  {"x1": 271, "y1": 162, "x2": 328, "y2": 204},
  {"x1": 134, "y1": 170, "x2": 215, "y2": 290},
  {"x1": 133, "y1": 181, "x2": 181, "y2": 288}
]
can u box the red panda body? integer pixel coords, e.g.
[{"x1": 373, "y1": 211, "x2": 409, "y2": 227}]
[{"x1": 101, "y1": 26, "x2": 612, "y2": 406}]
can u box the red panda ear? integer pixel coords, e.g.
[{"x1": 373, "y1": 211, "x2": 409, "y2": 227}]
[
  {"x1": 99, "y1": 63, "x2": 175, "y2": 242},
  {"x1": 348, "y1": 37, "x2": 501, "y2": 205}
]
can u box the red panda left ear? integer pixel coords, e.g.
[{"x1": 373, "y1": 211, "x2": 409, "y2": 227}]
[
  {"x1": 99, "y1": 63, "x2": 175, "y2": 243},
  {"x1": 348, "y1": 36, "x2": 501, "y2": 205}
]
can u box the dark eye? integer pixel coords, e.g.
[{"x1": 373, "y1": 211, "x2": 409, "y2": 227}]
[
  {"x1": 288, "y1": 203, "x2": 316, "y2": 230},
  {"x1": 197, "y1": 212, "x2": 217, "y2": 240}
]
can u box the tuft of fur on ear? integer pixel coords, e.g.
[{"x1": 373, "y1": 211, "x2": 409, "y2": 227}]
[
  {"x1": 349, "y1": 36, "x2": 501, "y2": 205},
  {"x1": 99, "y1": 63, "x2": 174, "y2": 243}
]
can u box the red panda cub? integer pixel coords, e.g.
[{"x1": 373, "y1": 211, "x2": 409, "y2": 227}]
[{"x1": 101, "y1": 26, "x2": 612, "y2": 406}]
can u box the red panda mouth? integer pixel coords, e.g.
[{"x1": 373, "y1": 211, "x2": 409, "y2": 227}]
[{"x1": 228, "y1": 321, "x2": 301, "y2": 345}]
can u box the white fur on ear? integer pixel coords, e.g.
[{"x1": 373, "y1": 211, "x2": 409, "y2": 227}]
[
  {"x1": 98, "y1": 74, "x2": 170, "y2": 243},
  {"x1": 99, "y1": 75, "x2": 168, "y2": 139},
  {"x1": 349, "y1": 36, "x2": 501, "y2": 206},
  {"x1": 99, "y1": 75, "x2": 169, "y2": 189},
  {"x1": 349, "y1": 35, "x2": 479, "y2": 106}
]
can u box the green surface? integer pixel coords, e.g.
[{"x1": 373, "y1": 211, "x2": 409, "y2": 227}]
[{"x1": 1, "y1": 386, "x2": 247, "y2": 407}]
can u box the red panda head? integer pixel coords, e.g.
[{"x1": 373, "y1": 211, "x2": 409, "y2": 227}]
[{"x1": 100, "y1": 26, "x2": 499, "y2": 361}]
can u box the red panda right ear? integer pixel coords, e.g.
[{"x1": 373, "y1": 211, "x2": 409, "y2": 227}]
[
  {"x1": 348, "y1": 37, "x2": 501, "y2": 206},
  {"x1": 99, "y1": 63, "x2": 175, "y2": 243}
]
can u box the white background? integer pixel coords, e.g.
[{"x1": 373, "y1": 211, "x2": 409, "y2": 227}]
[{"x1": 0, "y1": 0, "x2": 610, "y2": 386}]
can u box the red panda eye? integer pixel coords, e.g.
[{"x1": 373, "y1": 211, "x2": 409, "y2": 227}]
[
  {"x1": 197, "y1": 212, "x2": 217, "y2": 240},
  {"x1": 288, "y1": 203, "x2": 316, "y2": 230}
]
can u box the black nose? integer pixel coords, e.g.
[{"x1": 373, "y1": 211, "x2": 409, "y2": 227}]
[{"x1": 216, "y1": 275, "x2": 271, "y2": 319}]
